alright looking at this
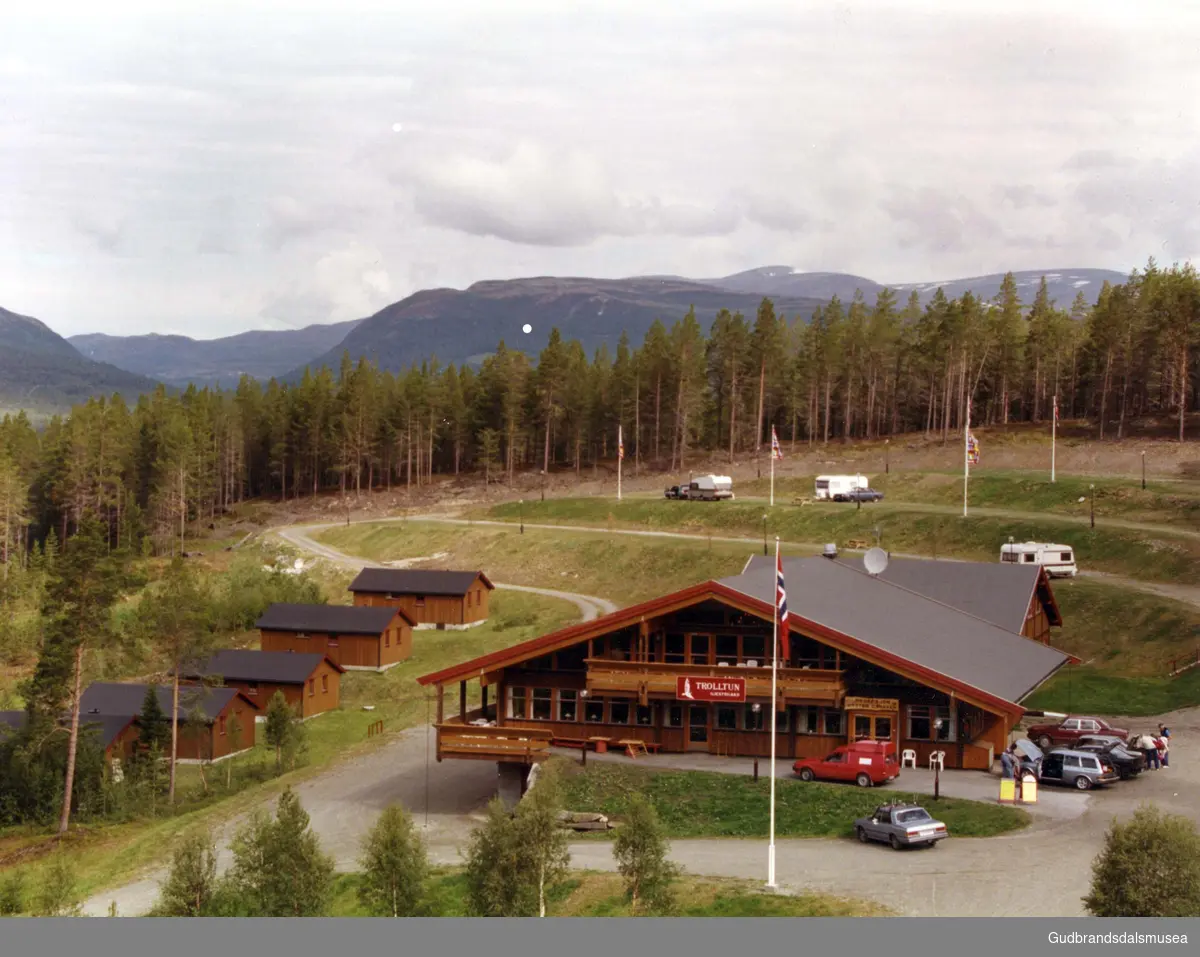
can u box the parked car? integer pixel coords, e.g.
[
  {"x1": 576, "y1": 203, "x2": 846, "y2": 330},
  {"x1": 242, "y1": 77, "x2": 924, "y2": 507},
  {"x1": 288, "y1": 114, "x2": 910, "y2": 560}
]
[
  {"x1": 793, "y1": 740, "x2": 899, "y2": 788},
  {"x1": 1038, "y1": 747, "x2": 1120, "y2": 790},
  {"x1": 1012, "y1": 738, "x2": 1043, "y2": 776},
  {"x1": 845, "y1": 487, "x2": 884, "y2": 503},
  {"x1": 1076, "y1": 735, "x2": 1144, "y2": 779},
  {"x1": 854, "y1": 803, "x2": 947, "y2": 849},
  {"x1": 664, "y1": 485, "x2": 686, "y2": 499},
  {"x1": 1025, "y1": 715, "x2": 1130, "y2": 751}
]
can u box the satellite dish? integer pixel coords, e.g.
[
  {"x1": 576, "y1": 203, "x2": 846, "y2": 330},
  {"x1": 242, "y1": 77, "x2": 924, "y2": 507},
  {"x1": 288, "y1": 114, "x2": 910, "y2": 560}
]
[{"x1": 863, "y1": 547, "x2": 889, "y2": 577}]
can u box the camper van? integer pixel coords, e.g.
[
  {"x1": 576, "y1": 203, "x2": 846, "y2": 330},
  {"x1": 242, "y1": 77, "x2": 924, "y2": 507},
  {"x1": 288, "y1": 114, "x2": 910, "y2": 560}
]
[
  {"x1": 814, "y1": 475, "x2": 869, "y2": 501},
  {"x1": 1000, "y1": 542, "x2": 1078, "y2": 578},
  {"x1": 687, "y1": 475, "x2": 735, "y2": 501}
]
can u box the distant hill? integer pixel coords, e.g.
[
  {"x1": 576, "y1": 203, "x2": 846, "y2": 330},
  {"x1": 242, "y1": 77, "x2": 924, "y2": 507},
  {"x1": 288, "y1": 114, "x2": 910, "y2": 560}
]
[
  {"x1": 0, "y1": 306, "x2": 160, "y2": 418},
  {"x1": 70, "y1": 319, "x2": 362, "y2": 389},
  {"x1": 290, "y1": 276, "x2": 827, "y2": 379}
]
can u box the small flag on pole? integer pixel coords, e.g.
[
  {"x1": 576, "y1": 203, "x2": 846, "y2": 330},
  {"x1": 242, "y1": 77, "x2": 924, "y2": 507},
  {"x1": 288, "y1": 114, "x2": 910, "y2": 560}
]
[
  {"x1": 770, "y1": 425, "x2": 783, "y2": 460},
  {"x1": 618, "y1": 425, "x2": 625, "y2": 460},
  {"x1": 967, "y1": 432, "x2": 980, "y2": 465},
  {"x1": 1053, "y1": 396, "x2": 1060, "y2": 424},
  {"x1": 775, "y1": 551, "x2": 790, "y2": 660}
]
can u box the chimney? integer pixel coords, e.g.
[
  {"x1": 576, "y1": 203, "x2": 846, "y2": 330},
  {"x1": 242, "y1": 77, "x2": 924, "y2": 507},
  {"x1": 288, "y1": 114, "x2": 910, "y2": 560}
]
[{"x1": 822, "y1": 543, "x2": 838, "y2": 559}]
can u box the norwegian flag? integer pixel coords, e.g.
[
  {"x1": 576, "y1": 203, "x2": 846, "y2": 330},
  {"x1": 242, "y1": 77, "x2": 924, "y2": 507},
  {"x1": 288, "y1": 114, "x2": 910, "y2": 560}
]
[
  {"x1": 1053, "y1": 397, "x2": 1060, "y2": 424},
  {"x1": 967, "y1": 432, "x2": 980, "y2": 466},
  {"x1": 775, "y1": 551, "x2": 791, "y2": 660},
  {"x1": 618, "y1": 425, "x2": 625, "y2": 461},
  {"x1": 770, "y1": 425, "x2": 783, "y2": 460}
]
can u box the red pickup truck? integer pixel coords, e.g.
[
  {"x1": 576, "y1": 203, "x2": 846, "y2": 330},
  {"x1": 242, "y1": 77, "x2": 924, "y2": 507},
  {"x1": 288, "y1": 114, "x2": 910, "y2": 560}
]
[
  {"x1": 1024, "y1": 715, "x2": 1129, "y2": 751},
  {"x1": 793, "y1": 741, "x2": 899, "y2": 788}
]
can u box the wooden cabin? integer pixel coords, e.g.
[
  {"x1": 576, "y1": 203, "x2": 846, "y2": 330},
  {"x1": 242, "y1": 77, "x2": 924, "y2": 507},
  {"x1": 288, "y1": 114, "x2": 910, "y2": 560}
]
[
  {"x1": 2, "y1": 710, "x2": 139, "y2": 766},
  {"x1": 255, "y1": 603, "x2": 414, "y2": 672},
  {"x1": 418, "y1": 555, "x2": 1074, "y2": 775},
  {"x1": 79, "y1": 683, "x2": 259, "y2": 762},
  {"x1": 180, "y1": 650, "x2": 344, "y2": 719},
  {"x1": 348, "y1": 568, "x2": 494, "y2": 629}
]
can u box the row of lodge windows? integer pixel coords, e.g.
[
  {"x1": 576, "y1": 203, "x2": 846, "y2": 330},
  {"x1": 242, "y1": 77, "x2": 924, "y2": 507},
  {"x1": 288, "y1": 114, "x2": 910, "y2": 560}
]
[{"x1": 520, "y1": 633, "x2": 845, "y2": 672}]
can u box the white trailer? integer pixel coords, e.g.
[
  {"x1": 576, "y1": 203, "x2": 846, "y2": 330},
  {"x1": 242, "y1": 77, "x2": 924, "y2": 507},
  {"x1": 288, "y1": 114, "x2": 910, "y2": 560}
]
[
  {"x1": 1000, "y1": 542, "x2": 1078, "y2": 578},
  {"x1": 814, "y1": 474, "x2": 869, "y2": 501},
  {"x1": 687, "y1": 475, "x2": 735, "y2": 501}
]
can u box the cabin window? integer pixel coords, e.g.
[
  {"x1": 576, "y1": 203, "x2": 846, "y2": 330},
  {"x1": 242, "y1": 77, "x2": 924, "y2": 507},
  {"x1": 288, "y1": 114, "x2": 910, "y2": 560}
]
[
  {"x1": 664, "y1": 634, "x2": 686, "y2": 664},
  {"x1": 416, "y1": 595, "x2": 426, "y2": 607},
  {"x1": 689, "y1": 635, "x2": 709, "y2": 665},
  {"x1": 716, "y1": 706, "x2": 738, "y2": 730},
  {"x1": 532, "y1": 689, "x2": 553, "y2": 720},
  {"x1": 321, "y1": 675, "x2": 328, "y2": 693},
  {"x1": 745, "y1": 705, "x2": 764, "y2": 731},
  {"x1": 609, "y1": 698, "x2": 632, "y2": 725},
  {"x1": 219, "y1": 716, "x2": 226, "y2": 735},
  {"x1": 907, "y1": 705, "x2": 953, "y2": 741},
  {"x1": 715, "y1": 635, "x2": 739, "y2": 666},
  {"x1": 636, "y1": 704, "x2": 653, "y2": 726},
  {"x1": 297, "y1": 633, "x2": 309, "y2": 641},
  {"x1": 558, "y1": 690, "x2": 578, "y2": 722},
  {"x1": 509, "y1": 687, "x2": 528, "y2": 720},
  {"x1": 308, "y1": 679, "x2": 315, "y2": 697},
  {"x1": 585, "y1": 698, "x2": 605, "y2": 723},
  {"x1": 245, "y1": 681, "x2": 258, "y2": 697},
  {"x1": 823, "y1": 711, "x2": 844, "y2": 736},
  {"x1": 328, "y1": 638, "x2": 339, "y2": 648},
  {"x1": 667, "y1": 705, "x2": 683, "y2": 728},
  {"x1": 385, "y1": 630, "x2": 390, "y2": 647}
]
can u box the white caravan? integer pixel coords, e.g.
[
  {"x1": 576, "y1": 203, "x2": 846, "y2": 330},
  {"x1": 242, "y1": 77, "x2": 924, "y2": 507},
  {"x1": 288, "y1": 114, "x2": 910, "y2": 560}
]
[
  {"x1": 814, "y1": 474, "x2": 869, "y2": 501},
  {"x1": 687, "y1": 474, "x2": 735, "y2": 501},
  {"x1": 999, "y1": 542, "x2": 1078, "y2": 578}
]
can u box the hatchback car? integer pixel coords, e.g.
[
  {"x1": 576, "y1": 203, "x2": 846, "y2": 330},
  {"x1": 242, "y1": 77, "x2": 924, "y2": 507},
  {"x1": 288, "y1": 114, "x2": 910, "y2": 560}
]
[
  {"x1": 1038, "y1": 748, "x2": 1120, "y2": 790},
  {"x1": 844, "y1": 487, "x2": 884, "y2": 503},
  {"x1": 1076, "y1": 735, "x2": 1144, "y2": 779},
  {"x1": 854, "y1": 803, "x2": 947, "y2": 850}
]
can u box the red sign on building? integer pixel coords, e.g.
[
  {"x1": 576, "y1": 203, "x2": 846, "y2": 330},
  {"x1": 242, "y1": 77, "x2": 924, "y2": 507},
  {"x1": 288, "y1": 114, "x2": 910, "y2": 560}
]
[{"x1": 675, "y1": 675, "x2": 747, "y2": 703}]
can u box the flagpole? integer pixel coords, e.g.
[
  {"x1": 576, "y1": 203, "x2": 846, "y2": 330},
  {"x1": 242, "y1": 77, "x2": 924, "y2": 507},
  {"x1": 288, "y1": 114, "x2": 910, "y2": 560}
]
[
  {"x1": 767, "y1": 537, "x2": 779, "y2": 889},
  {"x1": 770, "y1": 447, "x2": 775, "y2": 507},
  {"x1": 963, "y1": 400, "x2": 970, "y2": 519},
  {"x1": 618, "y1": 425, "x2": 623, "y2": 502},
  {"x1": 1051, "y1": 396, "x2": 1057, "y2": 484}
]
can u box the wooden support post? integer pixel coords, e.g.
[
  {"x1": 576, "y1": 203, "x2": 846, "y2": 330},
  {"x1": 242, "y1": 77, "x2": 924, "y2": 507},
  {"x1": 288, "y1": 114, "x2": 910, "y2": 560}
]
[
  {"x1": 436, "y1": 684, "x2": 444, "y2": 725},
  {"x1": 481, "y1": 684, "x2": 489, "y2": 719},
  {"x1": 460, "y1": 680, "x2": 467, "y2": 720}
]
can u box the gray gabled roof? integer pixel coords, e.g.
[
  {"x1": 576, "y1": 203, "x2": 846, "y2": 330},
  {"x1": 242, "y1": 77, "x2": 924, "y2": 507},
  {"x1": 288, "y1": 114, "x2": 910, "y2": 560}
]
[
  {"x1": 181, "y1": 650, "x2": 342, "y2": 684},
  {"x1": 720, "y1": 557, "x2": 1070, "y2": 706},
  {"x1": 743, "y1": 554, "x2": 1055, "y2": 633},
  {"x1": 0, "y1": 710, "x2": 133, "y2": 749},
  {"x1": 348, "y1": 568, "x2": 493, "y2": 597},
  {"x1": 79, "y1": 683, "x2": 255, "y2": 722},
  {"x1": 255, "y1": 602, "x2": 410, "y2": 633}
]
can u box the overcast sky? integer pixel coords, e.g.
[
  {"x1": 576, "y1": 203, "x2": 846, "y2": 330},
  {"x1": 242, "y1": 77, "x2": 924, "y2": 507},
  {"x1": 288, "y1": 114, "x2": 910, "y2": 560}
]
[{"x1": 2, "y1": 0, "x2": 1198, "y2": 339}]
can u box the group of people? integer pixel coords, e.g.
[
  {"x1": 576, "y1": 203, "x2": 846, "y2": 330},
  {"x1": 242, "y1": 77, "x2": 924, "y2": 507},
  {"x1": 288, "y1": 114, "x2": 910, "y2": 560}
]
[{"x1": 1135, "y1": 724, "x2": 1171, "y2": 770}]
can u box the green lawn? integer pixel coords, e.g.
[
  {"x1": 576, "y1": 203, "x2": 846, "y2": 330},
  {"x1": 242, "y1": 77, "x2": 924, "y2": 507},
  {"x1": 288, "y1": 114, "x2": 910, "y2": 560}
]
[
  {"x1": 555, "y1": 762, "x2": 1028, "y2": 839},
  {"x1": 480, "y1": 497, "x2": 1200, "y2": 585},
  {"x1": 1023, "y1": 666, "x2": 1200, "y2": 717},
  {"x1": 327, "y1": 868, "x2": 888, "y2": 917}
]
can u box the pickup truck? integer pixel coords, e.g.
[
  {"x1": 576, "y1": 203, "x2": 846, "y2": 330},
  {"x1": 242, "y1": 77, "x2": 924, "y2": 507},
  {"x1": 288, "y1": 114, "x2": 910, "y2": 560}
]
[{"x1": 1024, "y1": 716, "x2": 1130, "y2": 751}]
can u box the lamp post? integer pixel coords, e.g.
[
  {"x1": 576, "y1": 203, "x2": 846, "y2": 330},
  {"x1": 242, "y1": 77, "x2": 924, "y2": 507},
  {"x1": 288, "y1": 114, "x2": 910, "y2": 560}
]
[
  {"x1": 762, "y1": 514, "x2": 768, "y2": 556},
  {"x1": 1089, "y1": 484, "x2": 1095, "y2": 529},
  {"x1": 885, "y1": 438, "x2": 890, "y2": 475},
  {"x1": 752, "y1": 703, "x2": 762, "y2": 781},
  {"x1": 933, "y1": 718, "x2": 944, "y2": 800},
  {"x1": 1142, "y1": 450, "x2": 1146, "y2": 490},
  {"x1": 519, "y1": 499, "x2": 525, "y2": 535}
]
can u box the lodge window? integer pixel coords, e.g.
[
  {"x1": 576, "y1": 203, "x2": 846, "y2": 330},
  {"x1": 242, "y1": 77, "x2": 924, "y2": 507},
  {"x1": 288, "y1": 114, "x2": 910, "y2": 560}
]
[
  {"x1": 823, "y1": 710, "x2": 844, "y2": 736},
  {"x1": 532, "y1": 689, "x2": 553, "y2": 720},
  {"x1": 745, "y1": 705, "x2": 764, "y2": 731},
  {"x1": 716, "y1": 706, "x2": 738, "y2": 730},
  {"x1": 558, "y1": 690, "x2": 578, "y2": 722},
  {"x1": 690, "y1": 635, "x2": 709, "y2": 665},
  {"x1": 585, "y1": 698, "x2": 605, "y2": 723},
  {"x1": 219, "y1": 716, "x2": 226, "y2": 735},
  {"x1": 555, "y1": 644, "x2": 587, "y2": 671},
  {"x1": 742, "y1": 635, "x2": 765, "y2": 664},
  {"x1": 664, "y1": 634, "x2": 686, "y2": 665},
  {"x1": 667, "y1": 705, "x2": 683, "y2": 728},
  {"x1": 321, "y1": 674, "x2": 328, "y2": 693},
  {"x1": 636, "y1": 704, "x2": 653, "y2": 726},
  {"x1": 509, "y1": 687, "x2": 528, "y2": 720},
  {"x1": 906, "y1": 706, "x2": 954, "y2": 742},
  {"x1": 527, "y1": 654, "x2": 555, "y2": 672},
  {"x1": 609, "y1": 698, "x2": 632, "y2": 725},
  {"x1": 715, "y1": 635, "x2": 739, "y2": 666},
  {"x1": 609, "y1": 632, "x2": 633, "y2": 662},
  {"x1": 308, "y1": 679, "x2": 315, "y2": 697}
]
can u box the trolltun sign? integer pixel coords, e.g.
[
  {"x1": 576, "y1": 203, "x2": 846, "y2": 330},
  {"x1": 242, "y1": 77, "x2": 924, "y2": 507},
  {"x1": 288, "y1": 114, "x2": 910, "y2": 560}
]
[{"x1": 676, "y1": 675, "x2": 747, "y2": 702}]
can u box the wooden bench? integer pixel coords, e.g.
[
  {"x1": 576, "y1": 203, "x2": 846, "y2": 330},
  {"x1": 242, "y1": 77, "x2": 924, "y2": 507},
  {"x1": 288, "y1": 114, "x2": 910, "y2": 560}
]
[
  {"x1": 843, "y1": 539, "x2": 869, "y2": 550},
  {"x1": 551, "y1": 736, "x2": 591, "y2": 750},
  {"x1": 618, "y1": 739, "x2": 661, "y2": 758},
  {"x1": 792, "y1": 497, "x2": 813, "y2": 507}
]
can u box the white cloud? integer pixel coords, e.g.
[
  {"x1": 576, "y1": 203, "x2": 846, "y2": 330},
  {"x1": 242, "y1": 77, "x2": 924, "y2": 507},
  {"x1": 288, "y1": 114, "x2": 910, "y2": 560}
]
[{"x1": 259, "y1": 243, "x2": 393, "y2": 326}]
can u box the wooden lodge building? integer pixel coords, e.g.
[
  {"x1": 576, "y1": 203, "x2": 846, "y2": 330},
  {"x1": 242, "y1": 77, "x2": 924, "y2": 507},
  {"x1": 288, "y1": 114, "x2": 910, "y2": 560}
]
[
  {"x1": 418, "y1": 554, "x2": 1073, "y2": 778},
  {"x1": 79, "y1": 682, "x2": 259, "y2": 763},
  {"x1": 349, "y1": 568, "x2": 494, "y2": 629},
  {"x1": 256, "y1": 603, "x2": 414, "y2": 671},
  {"x1": 180, "y1": 650, "x2": 344, "y2": 719}
]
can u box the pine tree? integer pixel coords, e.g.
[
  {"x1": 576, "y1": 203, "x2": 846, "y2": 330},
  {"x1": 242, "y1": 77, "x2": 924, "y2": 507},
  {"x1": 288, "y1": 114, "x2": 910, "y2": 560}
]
[
  {"x1": 155, "y1": 828, "x2": 219, "y2": 916},
  {"x1": 264, "y1": 690, "x2": 303, "y2": 773},
  {"x1": 358, "y1": 804, "x2": 429, "y2": 916}
]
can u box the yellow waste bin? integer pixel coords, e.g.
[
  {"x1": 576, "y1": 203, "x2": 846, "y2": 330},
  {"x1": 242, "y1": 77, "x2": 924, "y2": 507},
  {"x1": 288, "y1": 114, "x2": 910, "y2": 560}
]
[
  {"x1": 1019, "y1": 773, "x2": 1038, "y2": 804},
  {"x1": 998, "y1": 778, "x2": 1016, "y2": 803}
]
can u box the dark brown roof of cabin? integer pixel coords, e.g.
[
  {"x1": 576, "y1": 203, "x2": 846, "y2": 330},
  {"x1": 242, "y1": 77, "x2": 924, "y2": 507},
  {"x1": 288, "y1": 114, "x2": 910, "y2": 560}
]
[
  {"x1": 255, "y1": 602, "x2": 412, "y2": 633},
  {"x1": 0, "y1": 710, "x2": 133, "y2": 749},
  {"x1": 80, "y1": 683, "x2": 256, "y2": 721},
  {"x1": 181, "y1": 650, "x2": 343, "y2": 684},
  {"x1": 348, "y1": 568, "x2": 494, "y2": 597}
]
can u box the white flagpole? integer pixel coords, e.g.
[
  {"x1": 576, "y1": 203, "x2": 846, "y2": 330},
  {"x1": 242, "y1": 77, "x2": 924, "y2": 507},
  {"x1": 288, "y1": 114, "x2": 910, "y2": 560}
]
[
  {"x1": 770, "y1": 445, "x2": 775, "y2": 507},
  {"x1": 617, "y1": 425, "x2": 623, "y2": 502},
  {"x1": 767, "y1": 537, "x2": 779, "y2": 889},
  {"x1": 1051, "y1": 396, "x2": 1057, "y2": 484},
  {"x1": 963, "y1": 399, "x2": 970, "y2": 519}
]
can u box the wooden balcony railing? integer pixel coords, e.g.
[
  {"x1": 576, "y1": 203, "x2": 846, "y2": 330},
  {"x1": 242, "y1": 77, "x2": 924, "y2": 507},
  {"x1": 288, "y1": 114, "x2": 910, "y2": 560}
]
[
  {"x1": 584, "y1": 659, "x2": 845, "y2": 704},
  {"x1": 435, "y1": 721, "x2": 553, "y2": 764}
]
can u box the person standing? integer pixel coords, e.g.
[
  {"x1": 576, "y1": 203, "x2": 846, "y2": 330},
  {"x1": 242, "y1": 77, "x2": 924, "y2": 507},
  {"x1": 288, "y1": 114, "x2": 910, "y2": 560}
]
[
  {"x1": 1158, "y1": 724, "x2": 1171, "y2": 768},
  {"x1": 1000, "y1": 746, "x2": 1015, "y2": 779},
  {"x1": 1139, "y1": 732, "x2": 1160, "y2": 770}
]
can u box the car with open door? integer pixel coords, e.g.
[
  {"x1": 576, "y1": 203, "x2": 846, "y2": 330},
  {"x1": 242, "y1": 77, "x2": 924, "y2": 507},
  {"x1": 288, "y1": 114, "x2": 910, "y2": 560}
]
[
  {"x1": 1076, "y1": 735, "x2": 1144, "y2": 779},
  {"x1": 1037, "y1": 747, "x2": 1120, "y2": 790}
]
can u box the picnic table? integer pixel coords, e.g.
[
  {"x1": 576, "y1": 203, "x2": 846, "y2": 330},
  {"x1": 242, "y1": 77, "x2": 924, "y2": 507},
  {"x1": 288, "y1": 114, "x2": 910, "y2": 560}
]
[
  {"x1": 588, "y1": 736, "x2": 614, "y2": 754},
  {"x1": 618, "y1": 739, "x2": 662, "y2": 758}
]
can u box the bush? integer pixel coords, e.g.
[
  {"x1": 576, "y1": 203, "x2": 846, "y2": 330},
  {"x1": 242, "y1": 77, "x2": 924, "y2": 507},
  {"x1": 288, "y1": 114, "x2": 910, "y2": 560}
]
[
  {"x1": 155, "y1": 829, "x2": 220, "y2": 916},
  {"x1": 612, "y1": 792, "x2": 678, "y2": 914},
  {"x1": 32, "y1": 854, "x2": 82, "y2": 917},
  {"x1": 0, "y1": 869, "x2": 26, "y2": 915},
  {"x1": 1084, "y1": 804, "x2": 1200, "y2": 917},
  {"x1": 358, "y1": 804, "x2": 428, "y2": 917},
  {"x1": 209, "y1": 556, "x2": 324, "y2": 634}
]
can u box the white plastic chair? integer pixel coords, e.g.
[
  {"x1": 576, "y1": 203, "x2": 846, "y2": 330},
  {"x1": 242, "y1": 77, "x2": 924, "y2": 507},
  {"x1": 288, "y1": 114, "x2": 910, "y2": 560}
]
[
  {"x1": 901, "y1": 749, "x2": 917, "y2": 769},
  {"x1": 928, "y1": 750, "x2": 946, "y2": 771}
]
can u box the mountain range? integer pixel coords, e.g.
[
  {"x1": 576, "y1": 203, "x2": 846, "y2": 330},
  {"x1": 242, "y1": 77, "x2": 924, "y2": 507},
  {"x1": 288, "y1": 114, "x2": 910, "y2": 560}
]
[{"x1": 3, "y1": 266, "x2": 1128, "y2": 415}]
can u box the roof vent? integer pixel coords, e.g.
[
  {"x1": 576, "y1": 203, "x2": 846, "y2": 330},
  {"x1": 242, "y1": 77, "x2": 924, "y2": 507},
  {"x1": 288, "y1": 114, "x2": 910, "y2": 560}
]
[{"x1": 822, "y1": 543, "x2": 838, "y2": 559}]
